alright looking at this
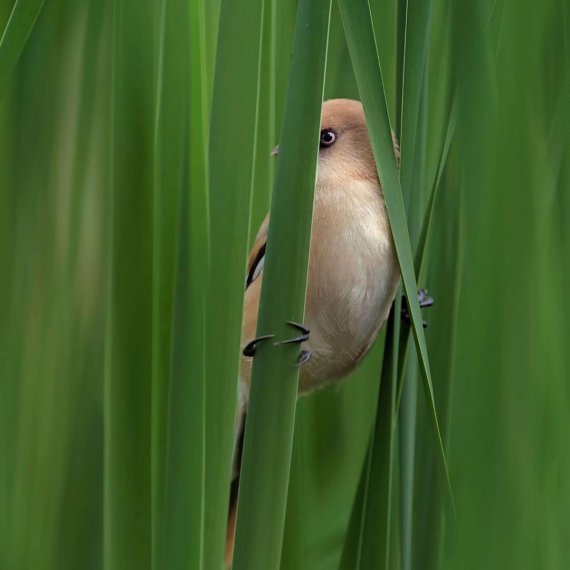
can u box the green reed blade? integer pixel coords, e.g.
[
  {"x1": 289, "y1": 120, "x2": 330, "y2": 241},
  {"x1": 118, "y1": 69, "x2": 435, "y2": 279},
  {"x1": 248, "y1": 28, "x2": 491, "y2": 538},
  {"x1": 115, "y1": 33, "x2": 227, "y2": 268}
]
[
  {"x1": 339, "y1": 299, "x2": 401, "y2": 570},
  {"x1": 338, "y1": 0, "x2": 453, "y2": 509},
  {"x1": 203, "y1": 0, "x2": 265, "y2": 566},
  {"x1": 104, "y1": 0, "x2": 156, "y2": 567},
  {"x1": 232, "y1": 1, "x2": 332, "y2": 568},
  {"x1": 0, "y1": 0, "x2": 46, "y2": 99}
]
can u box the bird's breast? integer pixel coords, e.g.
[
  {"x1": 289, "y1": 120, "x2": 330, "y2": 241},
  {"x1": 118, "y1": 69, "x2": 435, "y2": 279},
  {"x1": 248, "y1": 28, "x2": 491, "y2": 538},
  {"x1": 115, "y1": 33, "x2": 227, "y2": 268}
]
[{"x1": 301, "y1": 181, "x2": 399, "y2": 391}]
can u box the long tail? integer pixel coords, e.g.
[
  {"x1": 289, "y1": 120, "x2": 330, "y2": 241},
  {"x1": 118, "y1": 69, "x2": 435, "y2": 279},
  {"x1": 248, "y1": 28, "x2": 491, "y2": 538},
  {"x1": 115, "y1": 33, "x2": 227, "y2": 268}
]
[{"x1": 225, "y1": 411, "x2": 246, "y2": 567}]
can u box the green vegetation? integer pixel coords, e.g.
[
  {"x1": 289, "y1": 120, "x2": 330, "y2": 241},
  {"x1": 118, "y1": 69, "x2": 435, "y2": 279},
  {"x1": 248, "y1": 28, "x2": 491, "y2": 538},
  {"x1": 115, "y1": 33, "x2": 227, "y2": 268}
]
[{"x1": 0, "y1": 0, "x2": 568, "y2": 569}]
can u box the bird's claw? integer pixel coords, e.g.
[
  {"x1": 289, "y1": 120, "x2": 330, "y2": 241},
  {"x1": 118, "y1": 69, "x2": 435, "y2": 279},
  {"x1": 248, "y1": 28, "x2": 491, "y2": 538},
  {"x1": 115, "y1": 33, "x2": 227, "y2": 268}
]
[
  {"x1": 417, "y1": 288, "x2": 434, "y2": 308},
  {"x1": 242, "y1": 322, "x2": 310, "y2": 358},
  {"x1": 242, "y1": 334, "x2": 275, "y2": 357},
  {"x1": 401, "y1": 289, "x2": 434, "y2": 328},
  {"x1": 274, "y1": 321, "x2": 310, "y2": 346},
  {"x1": 297, "y1": 350, "x2": 312, "y2": 366},
  {"x1": 279, "y1": 322, "x2": 311, "y2": 366}
]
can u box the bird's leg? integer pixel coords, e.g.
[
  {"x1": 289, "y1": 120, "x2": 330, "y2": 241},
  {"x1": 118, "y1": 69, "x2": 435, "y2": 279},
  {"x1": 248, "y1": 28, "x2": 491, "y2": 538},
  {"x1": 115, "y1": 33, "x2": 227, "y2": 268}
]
[
  {"x1": 244, "y1": 322, "x2": 311, "y2": 365},
  {"x1": 242, "y1": 334, "x2": 275, "y2": 357},
  {"x1": 401, "y1": 289, "x2": 434, "y2": 328}
]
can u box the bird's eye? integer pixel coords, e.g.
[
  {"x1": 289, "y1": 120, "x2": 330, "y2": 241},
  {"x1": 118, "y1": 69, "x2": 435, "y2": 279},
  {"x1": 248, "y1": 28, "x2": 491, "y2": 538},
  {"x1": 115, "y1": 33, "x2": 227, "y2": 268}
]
[{"x1": 320, "y1": 129, "x2": 337, "y2": 148}]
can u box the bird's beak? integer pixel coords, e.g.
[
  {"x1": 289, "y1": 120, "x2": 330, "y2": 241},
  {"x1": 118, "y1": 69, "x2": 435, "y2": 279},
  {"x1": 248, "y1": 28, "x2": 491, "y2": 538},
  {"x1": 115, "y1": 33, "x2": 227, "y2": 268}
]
[{"x1": 271, "y1": 145, "x2": 279, "y2": 156}]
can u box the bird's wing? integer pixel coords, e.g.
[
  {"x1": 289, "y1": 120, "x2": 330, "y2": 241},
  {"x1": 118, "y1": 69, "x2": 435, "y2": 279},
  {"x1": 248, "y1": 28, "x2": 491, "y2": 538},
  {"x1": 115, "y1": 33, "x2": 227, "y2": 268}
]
[{"x1": 246, "y1": 214, "x2": 269, "y2": 288}]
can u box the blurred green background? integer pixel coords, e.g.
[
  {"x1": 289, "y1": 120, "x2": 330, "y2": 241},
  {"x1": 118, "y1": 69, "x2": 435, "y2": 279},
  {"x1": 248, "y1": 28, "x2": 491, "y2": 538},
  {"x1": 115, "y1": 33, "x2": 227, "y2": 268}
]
[{"x1": 0, "y1": 0, "x2": 568, "y2": 569}]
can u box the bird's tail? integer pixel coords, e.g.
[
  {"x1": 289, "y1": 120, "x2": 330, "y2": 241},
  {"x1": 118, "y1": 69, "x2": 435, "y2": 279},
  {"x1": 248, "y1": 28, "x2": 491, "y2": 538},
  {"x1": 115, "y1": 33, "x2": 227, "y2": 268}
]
[
  {"x1": 225, "y1": 410, "x2": 246, "y2": 567},
  {"x1": 225, "y1": 476, "x2": 239, "y2": 567}
]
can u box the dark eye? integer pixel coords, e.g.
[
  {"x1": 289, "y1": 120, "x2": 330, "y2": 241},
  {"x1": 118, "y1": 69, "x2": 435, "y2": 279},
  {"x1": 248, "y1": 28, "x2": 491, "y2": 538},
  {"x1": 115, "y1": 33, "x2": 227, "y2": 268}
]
[{"x1": 320, "y1": 129, "x2": 336, "y2": 147}]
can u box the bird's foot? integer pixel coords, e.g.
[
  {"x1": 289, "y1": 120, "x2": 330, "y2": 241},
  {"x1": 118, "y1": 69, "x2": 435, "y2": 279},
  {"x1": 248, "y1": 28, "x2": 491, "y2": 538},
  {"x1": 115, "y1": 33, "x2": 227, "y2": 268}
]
[
  {"x1": 401, "y1": 289, "x2": 434, "y2": 328},
  {"x1": 274, "y1": 321, "x2": 310, "y2": 346},
  {"x1": 242, "y1": 334, "x2": 275, "y2": 357},
  {"x1": 297, "y1": 350, "x2": 312, "y2": 366},
  {"x1": 276, "y1": 322, "x2": 311, "y2": 366},
  {"x1": 417, "y1": 288, "x2": 434, "y2": 309},
  {"x1": 242, "y1": 321, "x2": 310, "y2": 358}
]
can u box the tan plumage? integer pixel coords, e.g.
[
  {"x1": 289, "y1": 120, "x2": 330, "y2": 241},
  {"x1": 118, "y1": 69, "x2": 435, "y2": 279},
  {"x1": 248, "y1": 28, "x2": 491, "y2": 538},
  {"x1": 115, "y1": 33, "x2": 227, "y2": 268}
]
[{"x1": 226, "y1": 98, "x2": 400, "y2": 566}]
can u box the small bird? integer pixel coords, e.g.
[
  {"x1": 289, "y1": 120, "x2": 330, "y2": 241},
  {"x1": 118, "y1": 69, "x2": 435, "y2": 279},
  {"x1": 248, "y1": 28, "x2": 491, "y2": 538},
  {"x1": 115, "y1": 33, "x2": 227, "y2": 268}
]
[{"x1": 226, "y1": 98, "x2": 402, "y2": 565}]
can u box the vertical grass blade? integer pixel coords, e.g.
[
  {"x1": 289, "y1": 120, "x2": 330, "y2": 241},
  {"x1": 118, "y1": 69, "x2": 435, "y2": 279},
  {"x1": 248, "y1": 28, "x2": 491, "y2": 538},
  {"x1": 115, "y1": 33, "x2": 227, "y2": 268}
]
[
  {"x1": 338, "y1": 0, "x2": 452, "y2": 505},
  {"x1": 274, "y1": 0, "x2": 297, "y2": 133},
  {"x1": 339, "y1": 302, "x2": 401, "y2": 570},
  {"x1": 154, "y1": 0, "x2": 208, "y2": 568},
  {"x1": 250, "y1": 0, "x2": 276, "y2": 236},
  {"x1": 232, "y1": 1, "x2": 332, "y2": 568},
  {"x1": 398, "y1": 1, "x2": 432, "y2": 555},
  {"x1": 0, "y1": 0, "x2": 45, "y2": 99},
  {"x1": 395, "y1": 0, "x2": 406, "y2": 137},
  {"x1": 0, "y1": 3, "x2": 108, "y2": 567},
  {"x1": 413, "y1": 103, "x2": 456, "y2": 275},
  {"x1": 398, "y1": 356, "x2": 419, "y2": 570},
  {"x1": 323, "y1": 2, "x2": 358, "y2": 100},
  {"x1": 396, "y1": 104, "x2": 457, "y2": 411},
  {"x1": 398, "y1": 0, "x2": 431, "y2": 207},
  {"x1": 105, "y1": 0, "x2": 155, "y2": 567},
  {"x1": 203, "y1": 0, "x2": 265, "y2": 566},
  {"x1": 152, "y1": 0, "x2": 185, "y2": 562},
  {"x1": 161, "y1": 184, "x2": 208, "y2": 570},
  {"x1": 412, "y1": 159, "x2": 462, "y2": 570}
]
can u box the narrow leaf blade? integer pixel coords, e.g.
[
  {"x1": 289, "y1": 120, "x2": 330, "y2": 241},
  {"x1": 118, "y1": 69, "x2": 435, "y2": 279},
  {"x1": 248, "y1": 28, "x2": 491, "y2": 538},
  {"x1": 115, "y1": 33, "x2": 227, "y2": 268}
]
[
  {"x1": 338, "y1": 0, "x2": 453, "y2": 506},
  {"x1": 233, "y1": 1, "x2": 332, "y2": 568},
  {"x1": 0, "y1": 0, "x2": 46, "y2": 99}
]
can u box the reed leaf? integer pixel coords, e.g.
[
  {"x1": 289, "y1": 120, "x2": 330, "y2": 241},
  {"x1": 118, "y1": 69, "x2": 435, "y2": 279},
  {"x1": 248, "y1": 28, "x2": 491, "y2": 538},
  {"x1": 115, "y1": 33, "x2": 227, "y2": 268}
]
[
  {"x1": 250, "y1": 0, "x2": 276, "y2": 236},
  {"x1": 152, "y1": 0, "x2": 186, "y2": 561},
  {"x1": 412, "y1": 158, "x2": 462, "y2": 570},
  {"x1": 396, "y1": 103, "x2": 457, "y2": 411},
  {"x1": 203, "y1": 0, "x2": 265, "y2": 566},
  {"x1": 339, "y1": 299, "x2": 401, "y2": 570},
  {"x1": 0, "y1": 0, "x2": 45, "y2": 99},
  {"x1": 414, "y1": 102, "x2": 457, "y2": 276},
  {"x1": 398, "y1": 0, "x2": 431, "y2": 208},
  {"x1": 154, "y1": 0, "x2": 208, "y2": 568},
  {"x1": 398, "y1": 0, "x2": 432, "y2": 554},
  {"x1": 233, "y1": 1, "x2": 332, "y2": 568},
  {"x1": 338, "y1": 0, "x2": 452, "y2": 505},
  {"x1": 104, "y1": 0, "x2": 155, "y2": 567}
]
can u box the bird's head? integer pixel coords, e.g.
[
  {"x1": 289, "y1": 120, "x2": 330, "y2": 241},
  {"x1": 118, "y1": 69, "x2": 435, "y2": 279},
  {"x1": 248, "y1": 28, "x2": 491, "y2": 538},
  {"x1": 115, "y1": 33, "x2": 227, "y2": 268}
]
[
  {"x1": 272, "y1": 99, "x2": 389, "y2": 188},
  {"x1": 315, "y1": 98, "x2": 379, "y2": 186}
]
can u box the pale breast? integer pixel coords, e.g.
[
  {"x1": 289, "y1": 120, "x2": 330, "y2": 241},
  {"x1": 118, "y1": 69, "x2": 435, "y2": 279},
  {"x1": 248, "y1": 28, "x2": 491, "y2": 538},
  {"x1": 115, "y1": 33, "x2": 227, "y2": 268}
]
[{"x1": 300, "y1": 181, "x2": 399, "y2": 392}]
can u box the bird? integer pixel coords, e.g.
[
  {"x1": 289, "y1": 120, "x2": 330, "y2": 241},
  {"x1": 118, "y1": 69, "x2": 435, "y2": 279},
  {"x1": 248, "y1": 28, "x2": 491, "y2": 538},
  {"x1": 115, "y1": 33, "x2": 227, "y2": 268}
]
[{"x1": 226, "y1": 98, "x2": 403, "y2": 566}]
